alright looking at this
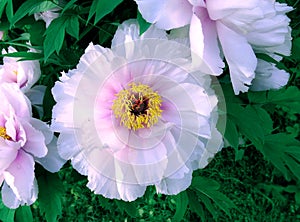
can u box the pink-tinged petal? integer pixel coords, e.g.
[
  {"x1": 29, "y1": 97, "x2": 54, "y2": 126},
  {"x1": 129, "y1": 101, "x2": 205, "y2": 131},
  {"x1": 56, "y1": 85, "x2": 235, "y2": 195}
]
[
  {"x1": 3, "y1": 150, "x2": 36, "y2": 206},
  {"x1": 30, "y1": 118, "x2": 53, "y2": 144},
  {"x1": 188, "y1": 0, "x2": 205, "y2": 7},
  {"x1": 0, "y1": 140, "x2": 18, "y2": 173},
  {"x1": 35, "y1": 137, "x2": 66, "y2": 173},
  {"x1": 22, "y1": 121, "x2": 47, "y2": 158},
  {"x1": 250, "y1": 60, "x2": 290, "y2": 91},
  {"x1": 135, "y1": 0, "x2": 193, "y2": 30},
  {"x1": 206, "y1": 0, "x2": 260, "y2": 20},
  {"x1": 0, "y1": 84, "x2": 32, "y2": 118},
  {"x1": 190, "y1": 11, "x2": 224, "y2": 75},
  {"x1": 216, "y1": 22, "x2": 257, "y2": 94}
]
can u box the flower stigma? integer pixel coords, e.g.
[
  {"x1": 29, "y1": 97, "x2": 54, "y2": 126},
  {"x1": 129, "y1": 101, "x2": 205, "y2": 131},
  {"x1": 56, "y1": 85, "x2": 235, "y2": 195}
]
[
  {"x1": 0, "y1": 126, "x2": 12, "y2": 140},
  {"x1": 112, "y1": 83, "x2": 162, "y2": 130}
]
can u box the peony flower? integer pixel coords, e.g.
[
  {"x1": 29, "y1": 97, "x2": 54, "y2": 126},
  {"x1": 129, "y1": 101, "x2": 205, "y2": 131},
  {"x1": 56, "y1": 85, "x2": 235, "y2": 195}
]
[
  {"x1": 134, "y1": 0, "x2": 292, "y2": 94},
  {"x1": 0, "y1": 46, "x2": 41, "y2": 92},
  {"x1": 0, "y1": 31, "x2": 3, "y2": 40},
  {"x1": 0, "y1": 83, "x2": 65, "y2": 208},
  {"x1": 51, "y1": 20, "x2": 223, "y2": 201},
  {"x1": 34, "y1": 8, "x2": 60, "y2": 28}
]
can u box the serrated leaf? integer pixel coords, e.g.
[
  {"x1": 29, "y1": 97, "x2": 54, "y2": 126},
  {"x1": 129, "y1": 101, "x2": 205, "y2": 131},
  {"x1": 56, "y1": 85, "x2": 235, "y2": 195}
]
[
  {"x1": 115, "y1": 200, "x2": 137, "y2": 218},
  {"x1": 192, "y1": 176, "x2": 236, "y2": 218},
  {"x1": 249, "y1": 86, "x2": 300, "y2": 114},
  {"x1": 173, "y1": 191, "x2": 188, "y2": 222},
  {"x1": 137, "y1": 11, "x2": 151, "y2": 35},
  {"x1": 66, "y1": 16, "x2": 79, "y2": 40},
  {"x1": 0, "y1": 201, "x2": 15, "y2": 222},
  {"x1": 15, "y1": 206, "x2": 33, "y2": 222},
  {"x1": 261, "y1": 133, "x2": 300, "y2": 181},
  {"x1": 44, "y1": 16, "x2": 67, "y2": 61},
  {"x1": 38, "y1": 173, "x2": 64, "y2": 222},
  {"x1": 88, "y1": 0, "x2": 123, "y2": 25},
  {"x1": 227, "y1": 103, "x2": 265, "y2": 148}
]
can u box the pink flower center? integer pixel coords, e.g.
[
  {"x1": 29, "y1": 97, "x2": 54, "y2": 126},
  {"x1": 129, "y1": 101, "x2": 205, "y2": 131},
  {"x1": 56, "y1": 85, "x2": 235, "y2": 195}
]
[{"x1": 112, "y1": 83, "x2": 162, "y2": 130}]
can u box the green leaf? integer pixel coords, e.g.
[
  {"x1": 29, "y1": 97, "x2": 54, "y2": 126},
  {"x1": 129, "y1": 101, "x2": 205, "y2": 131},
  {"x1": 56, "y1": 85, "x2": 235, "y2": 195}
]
[
  {"x1": 0, "y1": 52, "x2": 43, "y2": 60},
  {"x1": 61, "y1": 0, "x2": 77, "y2": 14},
  {"x1": 227, "y1": 104, "x2": 265, "y2": 148},
  {"x1": 0, "y1": 0, "x2": 8, "y2": 18},
  {"x1": 10, "y1": 0, "x2": 48, "y2": 27},
  {"x1": 38, "y1": 172, "x2": 64, "y2": 222},
  {"x1": 15, "y1": 206, "x2": 33, "y2": 222},
  {"x1": 173, "y1": 191, "x2": 188, "y2": 222},
  {"x1": 0, "y1": 201, "x2": 15, "y2": 222},
  {"x1": 88, "y1": 0, "x2": 123, "y2": 25},
  {"x1": 115, "y1": 200, "x2": 137, "y2": 218},
  {"x1": 249, "y1": 86, "x2": 300, "y2": 114},
  {"x1": 27, "y1": 1, "x2": 58, "y2": 15},
  {"x1": 224, "y1": 120, "x2": 239, "y2": 149},
  {"x1": 260, "y1": 133, "x2": 300, "y2": 181},
  {"x1": 5, "y1": 0, "x2": 13, "y2": 22},
  {"x1": 192, "y1": 176, "x2": 237, "y2": 218},
  {"x1": 137, "y1": 11, "x2": 151, "y2": 35},
  {"x1": 66, "y1": 16, "x2": 79, "y2": 40},
  {"x1": 44, "y1": 16, "x2": 67, "y2": 61},
  {"x1": 187, "y1": 190, "x2": 205, "y2": 221}
]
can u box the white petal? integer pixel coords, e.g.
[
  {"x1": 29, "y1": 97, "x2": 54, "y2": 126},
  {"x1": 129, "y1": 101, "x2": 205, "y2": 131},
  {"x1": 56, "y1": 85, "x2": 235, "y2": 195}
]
[
  {"x1": 135, "y1": 0, "x2": 193, "y2": 30},
  {"x1": 216, "y1": 22, "x2": 257, "y2": 94},
  {"x1": 190, "y1": 9, "x2": 224, "y2": 75},
  {"x1": 35, "y1": 137, "x2": 66, "y2": 173},
  {"x1": 250, "y1": 60, "x2": 290, "y2": 91}
]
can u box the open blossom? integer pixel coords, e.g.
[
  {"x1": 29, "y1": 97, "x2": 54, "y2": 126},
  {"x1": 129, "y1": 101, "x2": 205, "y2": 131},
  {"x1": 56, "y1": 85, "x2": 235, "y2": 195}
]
[
  {"x1": 34, "y1": 8, "x2": 60, "y2": 28},
  {"x1": 51, "y1": 20, "x2": 223, "y2": 201},
  {"x1": 0, "y1": 83, "x2": 65, "y2": 208},
  {"x1": 135, "y1": 0, "x2": 292, "y2": 94},
  {"x1": 0, "y1": 46, "x2": 41, "y2": 92}
]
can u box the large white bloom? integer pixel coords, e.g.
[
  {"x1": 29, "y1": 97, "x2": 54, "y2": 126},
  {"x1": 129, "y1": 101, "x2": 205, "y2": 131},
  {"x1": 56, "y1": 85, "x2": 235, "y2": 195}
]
[
  {"x1": 51, "y1": 20, "x2": 223, "y2": 201},
  {"x1": 135, "y1": 0, "x2": 292, "y2": 94},
  {"x1": 0, "y1": 83, "x2": 65, "y2": 209}
]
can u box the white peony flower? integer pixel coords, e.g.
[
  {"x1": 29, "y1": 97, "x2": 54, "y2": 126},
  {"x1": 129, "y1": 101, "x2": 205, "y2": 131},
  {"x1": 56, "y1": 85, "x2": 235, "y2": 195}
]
[{"x1": 51, "y1": 20, "x2": 223, "y2": 201}]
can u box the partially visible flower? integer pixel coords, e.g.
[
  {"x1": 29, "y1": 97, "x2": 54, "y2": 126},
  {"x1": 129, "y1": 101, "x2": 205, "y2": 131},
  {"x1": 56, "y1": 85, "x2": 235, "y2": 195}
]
[
  {"x1": 34, "y1": 8, "x2": 60, "y2": 28},
  {"x1": 0, "y1": 46, "x2": 41, "y2": 92},
  {"x1": 0, "y1": 83, "x2": 65, "y2": 209},
  {"x1": 51, "y1": 20, "x2": 223, "y2": 201},
  {"x1": 135, "y1": 0, "x2": 293, "y2": 94},
  {"x1": 0, "y1": 31, "x2": 3, "y2": 40}
]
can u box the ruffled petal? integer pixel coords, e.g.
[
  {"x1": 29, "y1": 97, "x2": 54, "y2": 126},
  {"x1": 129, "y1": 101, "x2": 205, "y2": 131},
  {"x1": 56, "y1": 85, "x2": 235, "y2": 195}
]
[
  {"x1": 216, "y1": 22, "x2": 257, "y2": 94},
  {"x1": 250, "y1": 60, "x2": 290, "y2": 91}
]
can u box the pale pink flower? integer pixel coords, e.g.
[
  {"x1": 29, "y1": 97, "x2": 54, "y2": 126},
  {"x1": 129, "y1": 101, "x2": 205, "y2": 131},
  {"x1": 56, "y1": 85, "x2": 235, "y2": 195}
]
[
  {"x1": 51, "y1": 20, "x2": 223, "y2": 201},
  {"x1": 34, "y1": 8, "x2": 60, "y2": 28},
  {"x1": 0, "y1": 46, "x2": 41, "y2": 92},
  {"x1": 0, "y1": 31, "x2": 3, "y2": 40},
  {"x1": 0, "y1": 83, "x2": 65, "y2": 208},
  {"x1": 135, "y1": 0, "x2": 292, "y2": 94}
]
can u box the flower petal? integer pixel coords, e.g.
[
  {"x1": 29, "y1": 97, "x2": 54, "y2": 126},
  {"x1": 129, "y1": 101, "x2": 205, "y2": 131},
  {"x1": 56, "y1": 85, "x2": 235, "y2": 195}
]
[
  {"x1": 190, "y1": 10, "x2": 224, "y2": 75},
  {"x1": 216, "y1": 22, "x2": 257, "y2": 94}
]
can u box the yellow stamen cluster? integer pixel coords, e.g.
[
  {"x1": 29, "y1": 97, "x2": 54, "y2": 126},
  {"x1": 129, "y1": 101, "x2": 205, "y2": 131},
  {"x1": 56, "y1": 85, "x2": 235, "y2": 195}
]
[
  {"x1": 0, "y1": 126, "x2": 12, "y2": 140},
  {"x1": 112, "y1": 83, "x2": 162, "y2": 130}
]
